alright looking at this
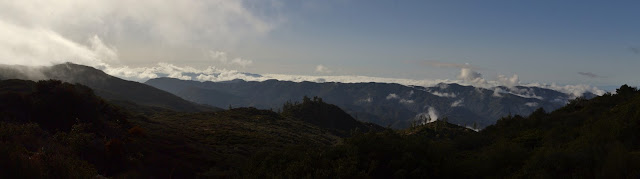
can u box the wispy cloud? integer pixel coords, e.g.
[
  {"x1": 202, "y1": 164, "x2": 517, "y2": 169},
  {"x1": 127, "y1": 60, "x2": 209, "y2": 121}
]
[
  {"x1": 386, "y1": 93, "x2": 399, "y2": 100},
  {"x1": 420, "y1": 60, "x2": 477, "y2": 69},
  {"x1": 524, "y1": 102, "x2": 539, "y2": 107},
  {"x1": 209, "y1": 51, "x2": 253, "y2": 67},
  {"x1": 629, "y1": 46, "x2": 640, "y2": 54},
  {"x1": 451, "y1": 99, "x2": 464, "y2": 107},
  {"x1": 315, "y1": 65, "x2": 332, "y2": 73},
  {"x1": 431, "y1": 91, "x2": 457, "y2": 98},
  {"x1": 578, "y1": 72, "x2": 601, "y2": 78}
]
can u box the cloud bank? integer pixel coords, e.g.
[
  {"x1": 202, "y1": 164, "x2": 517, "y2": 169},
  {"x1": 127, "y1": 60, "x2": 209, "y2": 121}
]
[
  {"x1": 97, "y1": 62, "x2": 606, "y2": 98},
  {"x1": 0, "y1": 0, "x2": 281, "y2": 66}
]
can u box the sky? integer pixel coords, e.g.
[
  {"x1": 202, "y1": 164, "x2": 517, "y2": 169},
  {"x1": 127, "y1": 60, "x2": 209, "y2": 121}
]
[{"x1": 1, "y1": 0, "x2": 639, "y2": 92}]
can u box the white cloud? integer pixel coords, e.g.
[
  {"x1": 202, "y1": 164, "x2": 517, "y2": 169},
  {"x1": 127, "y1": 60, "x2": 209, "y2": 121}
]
[
  {"x1": 414, "y1": 106, "x2": 439, "y2": 125},
  {"x1": 399, "y1": 99, "x2": 415, "y2": 104},
  {"x1": 359, "y1": 97, "x2": 373, "y2": 103},
  {"x1": 525, "y1": 102, "x2": 539, "y2": 107},
  {"x1": 386, "y1": 93, "x2": 399, "y2": 100},
  {"x1": 451, "y1": 99, "x2": 464, "y2": 107},
  {"x1": 492, "y1": 88, "x2": 504, "y2": 97},
  {"x1": 505, "y1": 87, "x2": 544, "y2": 100},
  {"x1": 497, "y1": 74, "x2": 519, "y2": 87},
  {"x1": 315, "y1": 65, "x2": 332, "y2": 73},
  {"x1": 98, "y1": 62, "x2": 604, "y2": 99},
  {"x1": 465, "y1": 125, "x2": 480, "y2": 132},
  {"x1": 0, "y1": 0, "x2": 281, "y2": 66},
  {"x1": 0, "y1": 20, "x2": 112, "y2": 67},
  {"x1": 99, "y1": 62, "x2": 606, "y2": 99},
  {"x1": 209, "y1": 50, "x2": 253, "y2": 67},
  {"x1": 458, "y1": 67, "x2": 487, "y2": 86},
  {"x1": 524, "y1": 83, "x2": 605, "y2": 97},
  {"x1": 427, "y1": 107, "x2": 439, "y2": 122},
  {"x1": 431, "y1": 91, "x2": 457, "y2": 98}
]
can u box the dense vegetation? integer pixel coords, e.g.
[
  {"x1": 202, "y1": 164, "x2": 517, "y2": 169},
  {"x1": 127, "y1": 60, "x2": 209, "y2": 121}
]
[
  {"x1": 0, "y1": 79, "x2": 140, "y2": 178},
  {"x1": 1, "y1": 78, "x2": 639, "y2": 178},
  {"x1": 247, "y1": 85, "x2": 640, "y2": 178},
  {"x1": 0, "y1": 80, "x2": 348, "y2": 177}
]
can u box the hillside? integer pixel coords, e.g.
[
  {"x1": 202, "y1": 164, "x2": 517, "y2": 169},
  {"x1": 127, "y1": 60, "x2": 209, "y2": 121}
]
[
  {"x1": 0, "y1": 63, "x2": 217, "y2": 112},
  {"x1": 145, "y1": 77, "x2": 584, "y2": 129},
  {"x1": 0, "y1": 79, "x2": 140, "y2": 177},
  {"x1": 0, "y1": 79, "x2": 370, "y2": 177},
  {"x1": 281, "y1": 96, "x2": 384, "y2": 136},
  {"x1": 246, "y1": 85, "x2": 640, "y2": 178},
  {"x1": 2, "y1": 78, "x2": 639, "y2": 178}
]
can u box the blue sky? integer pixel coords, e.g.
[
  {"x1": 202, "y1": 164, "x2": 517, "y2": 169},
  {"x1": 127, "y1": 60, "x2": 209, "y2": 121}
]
[
  {"x1": 247, "y1": 0, "x2": 640, "y2": 87},
  {"x1": 1, "y1": 0, "x2": 639, "y2": 89}
]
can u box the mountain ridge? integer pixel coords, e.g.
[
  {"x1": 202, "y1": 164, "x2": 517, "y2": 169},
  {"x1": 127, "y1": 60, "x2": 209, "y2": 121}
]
[
  {"x1": 0, "y1": 63, "x2": 218, "y2": 112},
  {"x1": 145, "y1": 77, "x2": 591, "y2": 129}
]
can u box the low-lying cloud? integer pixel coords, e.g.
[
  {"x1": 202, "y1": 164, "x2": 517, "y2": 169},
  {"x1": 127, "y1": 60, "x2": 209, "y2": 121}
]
[
  {"x1": 431, "y1": 91, "x2": 457, "y2": 98},
  {"x1": 524, "y1": 102, "x2": 539, "y2": 107},
  {"x1": 386, "y1": 93, "x2": 399, "y2": 100},
  {"x1": 98, "y1": 62, "x2": 607, "y2": 98},
  {"x1": 451, "y1": 99, "x2": 464, "y2": 107},
  {"x1": 315, "y1": 65, "x2": 332, "y2": 73}
]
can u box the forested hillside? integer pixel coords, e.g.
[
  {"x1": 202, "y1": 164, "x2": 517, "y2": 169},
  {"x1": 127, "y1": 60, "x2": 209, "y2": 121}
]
[
  {"x1": 246, "y1": 85, "x2": 640, "y2": 178},
  {"x1": 0, "y1": 79, "x2": 372, "y2": 177},
  {"x1": 1, "y1": 78, "x2": 639, "y2": 178}
]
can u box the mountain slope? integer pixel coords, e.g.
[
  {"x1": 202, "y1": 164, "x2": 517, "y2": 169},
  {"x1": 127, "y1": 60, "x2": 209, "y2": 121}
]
[
  {"x1": 282, "y1": 96, "x2": 383, "y2": 136},
  {"x1": 0, "y1": 79, "x2": 140, "y2": 178},
  {"x1": 145, "y1": 78, "x2": 584, "y2": 128},
  {"x1": 0, "y1": 63, "x2": 217, "y2": 112},
  {"x1": 0, "y1": 79, "x2": 358, "y2": 177},
  {"x1": 246, "y1": 85, "x2": 640, "y2": 178}
]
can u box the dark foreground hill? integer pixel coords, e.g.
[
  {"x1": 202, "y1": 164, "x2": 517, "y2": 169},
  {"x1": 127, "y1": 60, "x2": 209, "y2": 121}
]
[
  {"x1": 0, "y1": 63, "x2": 216, "y2": 112},
  {"x1": 145, "y1": 77, "x2": 588, "y2": 129},
  {"x1": 0, "y1": 79, "x2": 378, "y2": 177}
]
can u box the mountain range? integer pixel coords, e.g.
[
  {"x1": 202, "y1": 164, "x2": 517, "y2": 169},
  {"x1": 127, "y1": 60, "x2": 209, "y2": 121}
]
[
  {"x1": 0, "y1": 63, "x2": 598, "y2": 129},
  {"x1": 145, "y1": 77, "x2": 596, "y2": 129},
  {"x1": 1, "y1": 63, "x2": 639, "y2": 178}
]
